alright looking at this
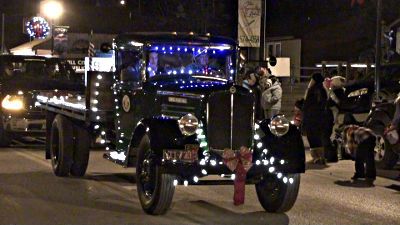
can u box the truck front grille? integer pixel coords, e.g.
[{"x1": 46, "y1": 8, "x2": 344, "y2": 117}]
[{"x1": 207, "y1": 89, "x2": 254, "y2": 152}]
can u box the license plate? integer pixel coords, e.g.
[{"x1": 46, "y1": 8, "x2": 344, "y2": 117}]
[{"x1": 163, "y1": 144, "x2": 199, "y2": 163}]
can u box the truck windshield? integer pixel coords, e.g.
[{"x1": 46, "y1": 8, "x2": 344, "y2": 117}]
[
  {"x1": 1, "y1": 58, "x2": 76, "y2": 81},
  {"x1": 145, "y1": 44, "x2": 235, "y2": 81},
  {"x1": 1, "y1": 58, "x2": 46, "y2": 79}
]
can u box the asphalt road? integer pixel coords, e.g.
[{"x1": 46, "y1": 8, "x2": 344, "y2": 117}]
[{"x1": 0, "y1": 147, "x2": 399, "y2": 225}]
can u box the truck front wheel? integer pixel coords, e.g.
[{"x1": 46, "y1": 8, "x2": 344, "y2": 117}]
[
  {"x1": 0, "y1": 120, "x2": 11, "y2": 147},
  {"x1": 136, "y1": 135, "x2": 175, "y2": 215},
  {"x1": 50, "y1": 115, "x2": 74, "y2": 177},
  {"x1": 380, "y1": 140, "x2": 399, "y2": 170},
  {"x1": 256, "y1": 173, "x2": 300, "y2": 213}
]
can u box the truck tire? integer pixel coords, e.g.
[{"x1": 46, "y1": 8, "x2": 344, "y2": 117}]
[
  {"x1": 365, "y1": 119, "x2": 386, "y2": 137},
  {"x1": 136, "y1": 134, "x2": 175, "y2": 215},
  {"x1": 50, "y1": 115, "x2": 74, "y2": 177},
  {"x1": 0, "y1": 129, "x2": 11, "y2": 147},
  {"x1": 381, "y1": 143, "x2": 399, "y2": 170},
  {"x1": 0, "y1": 120, "x2": 11, "y2": 147},
  {"x1": 256, "y1": 173, "x2": 300, "y2": 213},
  {"x1": 70, "y1": 124, "x2": 90, "y2": 177}
]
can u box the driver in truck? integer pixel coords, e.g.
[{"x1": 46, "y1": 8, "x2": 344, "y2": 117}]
[
  {"x1": 148, "y1": 51, "x2": 164, "y2": 77},
  {"x1": 186, "y1": 52, "x2": 217, "y2": 74}
]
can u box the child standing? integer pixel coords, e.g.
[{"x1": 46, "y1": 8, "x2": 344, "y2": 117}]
[{"x1": 343, "y1": 125, "x2": 376, "y2": 186}]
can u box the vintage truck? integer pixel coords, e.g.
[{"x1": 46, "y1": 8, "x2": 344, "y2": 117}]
[{"x1": 37, "y1": 32, "x2": 305, "y2": 215}]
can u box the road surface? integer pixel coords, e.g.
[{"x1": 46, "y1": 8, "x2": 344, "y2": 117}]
[{"x1": 0, "y1": 147, "x2": 399, "y2": 225}]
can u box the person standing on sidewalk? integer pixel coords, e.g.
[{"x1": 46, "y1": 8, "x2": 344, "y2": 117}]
[
  {"x1": 261, "y1": 75, "x2": 282, "y2": 119},
  {"x1": 242, "y1": 70, "x2": 264, "y2": 120},
  {"x1": 302, "y1": 73, "x2": 334, "y2": 164},
  {"x1": 343, "y1": 125, "x2": 376, "y2": 186},
  {"x1": 293, "y1": 98, "x2": 304, "y2": 127}
]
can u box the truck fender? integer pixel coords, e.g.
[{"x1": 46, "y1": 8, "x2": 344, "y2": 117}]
[
  {"x1": 256, "y1": 119, "x2": 306, "y2": 174},
  {"x1": 365, "y1": 109, "x2": 392, "y2": 135},
  {"x1": 126, "y1": 117, "x2": 183, "y2": 166},
  {"x1": 125, "y1": 120, "x2": 149, "y2": 167}
]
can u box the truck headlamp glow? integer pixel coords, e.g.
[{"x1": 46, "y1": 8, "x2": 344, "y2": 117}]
[
  {"x1": 269, "y1": 115, "x2": 290, "y2": 137},
  {"x1": 178, "y1": 113, "x2": 199, "y2": 136},
  {"x1": 2, "y1": 95, "x2": 24, "y2": 111}
]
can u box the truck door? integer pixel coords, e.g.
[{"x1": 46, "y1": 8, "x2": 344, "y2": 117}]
[{"x1": 114, "y1": 49, "x2": 144, "y2": 152}]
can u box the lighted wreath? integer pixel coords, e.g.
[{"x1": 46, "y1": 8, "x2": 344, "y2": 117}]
[{"x1": 26, "y1": 17, "x2": 51, "y2": 39}]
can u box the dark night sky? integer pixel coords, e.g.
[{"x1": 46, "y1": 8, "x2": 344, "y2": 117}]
[
  {"x1": 1, "y1": 0, "x2": 400, "y2": 65},
  {"x1": 0, "y1": 0, "x2": 236, "y2": 48}
]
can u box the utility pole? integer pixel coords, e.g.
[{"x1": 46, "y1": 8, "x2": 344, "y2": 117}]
[
  {"x1": 259, "y1": 0, "x2": 266, "y2": 62},
  {"x1": 375, "y1": 0, "x2": 382, "y2": 100},
  {"x1": 1, "y1": 13, "x2": 5, "y2": 54}
]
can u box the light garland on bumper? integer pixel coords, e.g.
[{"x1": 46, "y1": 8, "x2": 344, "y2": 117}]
[{"x1": 174, "y1": 122, "x2": 293, "y2": 187}]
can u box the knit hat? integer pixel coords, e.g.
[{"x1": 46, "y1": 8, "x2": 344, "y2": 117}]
[{"x1": 312, "y1": 73, "x2": 324, "y2": 83}]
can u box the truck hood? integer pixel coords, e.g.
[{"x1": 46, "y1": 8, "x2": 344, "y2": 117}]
[{"x1": 1, "y1": 77, "x2": 84, "y2": 93}]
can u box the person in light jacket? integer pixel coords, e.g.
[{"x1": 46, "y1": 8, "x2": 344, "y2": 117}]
[{"x1": 261, "y1": 75, "x2": 282, "y2": 119}]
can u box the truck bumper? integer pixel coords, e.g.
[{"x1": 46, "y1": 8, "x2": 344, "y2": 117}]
[{"x1": 2, "y1": 113, "x2": 46, "y2": 135}]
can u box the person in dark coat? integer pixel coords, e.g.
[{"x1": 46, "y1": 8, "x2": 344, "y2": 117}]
[
  {"x1": 242, "y1": 70, "x2": 263, "y2": 120},
  {"x1": 302, "y1": 73, "x2": 336, "y2": 164}
]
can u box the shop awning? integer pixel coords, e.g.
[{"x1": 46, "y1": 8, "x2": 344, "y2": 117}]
[{"x1": 10, "y1": 38, "x2": 51, "y2": 56}]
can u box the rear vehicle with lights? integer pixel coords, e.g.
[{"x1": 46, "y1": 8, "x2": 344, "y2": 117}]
[
  {"x1": 37, "y1": 32, "x2": 305, "y2": 215},
  {"x1": 0, "y1": 55, "x2": 82, "y2": 146}
]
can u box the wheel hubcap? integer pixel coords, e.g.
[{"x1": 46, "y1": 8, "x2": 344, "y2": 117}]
[
  {"x1": 264, "y1": 176, "x2": 281, "y2": 201},
  {"x1": 139, "y1": 152, "x2": 156, "y2": 200},
  {"x1": 51, "y1": 129, "x2": 60, "y2": 168}
]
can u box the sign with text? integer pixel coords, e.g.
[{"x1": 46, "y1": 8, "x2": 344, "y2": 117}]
[
  {"x1": 84, "y1": 57, "x2": 115, "y2": 86},
  {"x1": 238, "y1": 0, "x2": 261, "y2": 47},
  {"x1": 67, "y1": 58, "x2": 85, "y2": 74}
]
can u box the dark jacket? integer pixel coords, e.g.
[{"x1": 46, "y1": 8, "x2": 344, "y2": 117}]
[{"x1": 302, "y1": 82, "x2": 333, "y2": 134}]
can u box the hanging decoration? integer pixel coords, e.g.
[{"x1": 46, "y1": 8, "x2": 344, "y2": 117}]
[
  {"x1": 25, "y1": 16, "x2": 51, "y2": 39},
  {"x1": 222, "y1": 147, "x2": 253, "y2": 205}
]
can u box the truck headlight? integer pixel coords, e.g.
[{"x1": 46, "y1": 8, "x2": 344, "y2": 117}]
[
  {"x1": 178, "y1": 113, "x2": 199, "y2": 136},
  {"x1": 269, "y1": 115, "x2": 290, "y2": 137},
  {"x1": 2, "y1": 95, "x2": 24, "y2": 111}
]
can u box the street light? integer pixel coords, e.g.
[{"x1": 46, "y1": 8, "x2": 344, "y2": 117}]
[
  {"x1": 120, "y1": 0, "x2": 126, "y2": 5},
  {"x1": 41, "y1": 1, "x2": 63, "y2": 20},
  {"x1": 40, "y1": 1, "x2": 63, "y2": 56}
]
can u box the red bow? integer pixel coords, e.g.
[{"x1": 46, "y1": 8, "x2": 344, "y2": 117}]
[{"x1": 222, "y1": 146, "x2": 253, "y2": 205}]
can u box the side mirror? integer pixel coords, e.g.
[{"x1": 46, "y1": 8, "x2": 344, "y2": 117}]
[
  {"x1": 100, "y1": 42, "x2": 112, "y2": 53},
  {"x1": 268, "y1": 56, "x2": 277, "y2": 67}
]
